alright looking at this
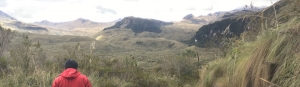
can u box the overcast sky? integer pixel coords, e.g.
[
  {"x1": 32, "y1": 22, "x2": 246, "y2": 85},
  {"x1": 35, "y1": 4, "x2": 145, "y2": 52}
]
[{"x1": 0, "y1": 0, "x2": 279, "y2": 23}]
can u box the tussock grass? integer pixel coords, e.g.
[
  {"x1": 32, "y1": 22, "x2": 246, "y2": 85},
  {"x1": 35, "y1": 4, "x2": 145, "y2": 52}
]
[
  {"x1": 199, "y1": 5, "x2": 300, "y2": 87},
  {"x1": 0, "y1": 32, "x2": 208, "y2": 87},
  {"x1": 198, "y1": 0, "x2": 300, "y2": 86}
]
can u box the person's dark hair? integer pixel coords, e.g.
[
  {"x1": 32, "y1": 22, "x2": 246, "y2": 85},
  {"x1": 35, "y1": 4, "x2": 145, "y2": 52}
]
[{"x1": 65, "y1": 59, "x2": 78, "y2": 69}]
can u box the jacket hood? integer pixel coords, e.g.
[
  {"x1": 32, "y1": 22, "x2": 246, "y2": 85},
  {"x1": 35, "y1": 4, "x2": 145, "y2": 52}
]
[{"x1": 60, "y1": 68, "x2": 81, "y2": 79}]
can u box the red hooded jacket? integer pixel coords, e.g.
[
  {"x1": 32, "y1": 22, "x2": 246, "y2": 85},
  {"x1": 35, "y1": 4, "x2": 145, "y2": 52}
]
[{"x1": 52, "y1": 68, "x2": 92, "y2": 87}]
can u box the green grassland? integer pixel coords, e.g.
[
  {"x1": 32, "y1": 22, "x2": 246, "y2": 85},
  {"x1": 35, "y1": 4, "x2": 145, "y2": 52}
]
[
  {"x1": 1, "y1": 0, "x2": 299, "y2": 86},
  {"x1": 0, "y1": 20, "x2": 222, "y2": 87}
]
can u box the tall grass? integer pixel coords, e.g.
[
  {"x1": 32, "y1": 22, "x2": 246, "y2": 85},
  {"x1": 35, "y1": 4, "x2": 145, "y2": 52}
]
[
  {"x1": 198, "y1": 0, "x2": 300, "y2": 86},
  {"x1": 0, "y1": 32, "x2": 201, "y2": 87}
]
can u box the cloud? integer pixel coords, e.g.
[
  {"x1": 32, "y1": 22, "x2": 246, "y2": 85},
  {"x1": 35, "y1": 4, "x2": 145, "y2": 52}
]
[
  {"x1": 96, "y1": 6, "x2": 117, "y2": 14},
  {"x1": 0, "y1": 0, "x2": 280, "y2": 23},
  {"x1": 35, "y1": 0, "x2": 62, "y2": 2},
  {"x1": 204, "y1": 6, "x2": 213, "y2": 11},
  {"x1": 186, "y1": 7, "x2": 196, "y2": 11},
  {"x1": 0, "y1": 0, "x2": 7, "y2": 7},
  {"x1": 124, "y1": 0, "x2": 139, "y2": 2}
]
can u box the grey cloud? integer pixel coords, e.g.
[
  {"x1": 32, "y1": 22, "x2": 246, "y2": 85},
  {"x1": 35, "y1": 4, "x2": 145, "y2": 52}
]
[
  {"x1": 169, "y1": 8, "x2": 173, "y2": 12},
  {"x1": 0, "y1": 0, "x2": 7, "y2": 7},
  {"x1": 18, "y1": 14, "x2": 32, "y2": 18},
  {"x1": 8, "y1": 8, "x2": 37, "y2": 19},
  {"x1": 69, "y1": 0, "x2": 83, "y2": 3},
  {"x1": 186, "y1": 7, "x2": 196, "y2": 11},
  {"x1": 124, "y1": 0, "x2": 139, "y2": 2},
  {"x1": 96, "y1": 6, "x2": 117, "y2": 14},
  {"x1": 35, "y1": 0, "x2": 83, "y2": 4},
  {"x1": 248, "y1": 0, "x2": 279, "y2": 1},
  {"x1": 204, "y1": 6, "x2": 213, "y2": 11},
  {"x1": 35, "y1": 0, "x2": 64, "y2": 2}
]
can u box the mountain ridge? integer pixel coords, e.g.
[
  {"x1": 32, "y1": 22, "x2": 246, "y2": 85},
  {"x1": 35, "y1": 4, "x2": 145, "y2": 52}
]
[
  {"x1": 31, "y1": 18, "x2": 118, "y2": 36},
  {"x1": 0, "y1": 10, "x2": 48, "y2": 33},
  {"x1": 103, "y1": 16, "x2": 173, "y2": 33},
  {"x1": 0, "y1": 10, "x2": 16, "y2": 21},
  {"x1": 34, "y1": 18, "x2": 117, "y2": 30},
  {"x1": 181, "y1": 7, "x2": 264, "y2": 25},
  {"x1": 187, "y1": 9, "x2": 265, "y2": 47}
]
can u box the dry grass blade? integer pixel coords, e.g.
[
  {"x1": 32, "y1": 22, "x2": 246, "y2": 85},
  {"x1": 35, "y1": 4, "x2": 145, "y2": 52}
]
[{"x1": 260, "y1": 78, "x2": 280, "y2": 87}]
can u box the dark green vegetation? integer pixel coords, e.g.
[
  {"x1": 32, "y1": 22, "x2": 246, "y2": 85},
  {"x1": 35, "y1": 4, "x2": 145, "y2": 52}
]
[{"x1": 104, "y1": 16, "x2": 173, "y2": 33}]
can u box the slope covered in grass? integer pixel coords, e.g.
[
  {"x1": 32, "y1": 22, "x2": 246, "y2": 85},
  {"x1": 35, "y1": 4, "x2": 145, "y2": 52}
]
[{"x1": 199, "y1": 0, "x2": 300, "y2": 87}]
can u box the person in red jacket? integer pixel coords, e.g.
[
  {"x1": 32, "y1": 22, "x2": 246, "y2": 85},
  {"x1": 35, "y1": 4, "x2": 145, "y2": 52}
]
[{"x1": 52, "y1": 59, "x2": 92, "y2": 87}]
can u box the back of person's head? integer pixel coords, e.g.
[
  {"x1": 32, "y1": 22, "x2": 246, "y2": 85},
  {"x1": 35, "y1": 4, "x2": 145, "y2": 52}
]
[{"x1": 65, "y1": 59, "x2": 78, "y2": 69}]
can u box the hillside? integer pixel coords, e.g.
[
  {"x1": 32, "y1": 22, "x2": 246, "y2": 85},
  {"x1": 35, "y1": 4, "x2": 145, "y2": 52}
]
[
  {"x1": 188, "y1": 9, "x2": 268, "y2": 47},
  {"x1": 198, "y1": 0, "x2": 300, "y2": 87},
  {"x1": 0, "y1": 10, "x2": 48, "y2": 33},
  {"x1": 180, "y1": 8, "x2": 267, "y2": 47},
  {"x1": 94, "y1": 10, "x2": 263, "y2": 52},
  {"x1": 34, "y1": 18, "x2": 117, "y2": 36},
  {"x1": 103, "y1": 16, "x2": 173, "y2": 33},
  {"x1": 34, "y1": 18, "x2": 116, "y2": 31},
  {"x1": 94, "y1": 17, "x2": 206, "y2": 51},
  {"x1": 181, "y1": 7, "x2": 263, "y2": 25},
  {"x1": 1, "y1": 1, "x2": 294, "y2": 86},
  {"x1": 0, "y1": 10, "x2": 117, "y2": 37},
  {"x1": 181, "y1": 12, "x2": 226, "y2": 25},
  {"x1": 0, "y1": 10, "x2": 16, "y2": 21}
]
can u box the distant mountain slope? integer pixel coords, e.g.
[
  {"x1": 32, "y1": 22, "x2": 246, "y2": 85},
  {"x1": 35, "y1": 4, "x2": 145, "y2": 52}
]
[
  {"x1": 0, "y1": 10, "x2": 116, "y2": 36},
  {"x1": 0, "y1": 10, "x2": 48, "y2": 33},
  {"x1": 33, "y1": 18, "x2": 117, "y2": 36},
  {"x1": 94, "y1": 16, "x2": 200, "y2": 49},
  {"x1": 181, "y1": 12, "x2": 226, "y2": 24},
  {"x1": 187, "y1": 9, "x2": 265, "y2": 47},
  {"x1": 181, "y1": 8, "x2": 263, "y2": 25},
  {"x1": 34, "y1": 18, "x2": 116, "y2": 30},
  {"x1": 103, "y1": 16, "x2": 173, "y2": 33},
  {"x1": 3, "y1": 21, "x2": 48, "y2": 31},
  {"x1": 0, "y1": 10, "x2": 16, "y2": 21}
]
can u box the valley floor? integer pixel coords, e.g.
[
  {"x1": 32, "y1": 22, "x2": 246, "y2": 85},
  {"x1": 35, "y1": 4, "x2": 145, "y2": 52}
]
[{"x1": 0, "y1": 32, "x2": 223, "y2": 87}]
